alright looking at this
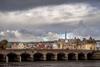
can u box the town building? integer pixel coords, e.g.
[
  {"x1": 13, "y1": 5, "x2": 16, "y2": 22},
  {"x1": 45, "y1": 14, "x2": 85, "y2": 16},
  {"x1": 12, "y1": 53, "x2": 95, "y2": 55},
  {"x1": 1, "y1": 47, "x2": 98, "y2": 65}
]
[
  {"x1": 8, "y1": 37, "x2": 96, "y2": 50},
  {"x1": 96, "y1": 40, "x2": 100, "y2": 50}
]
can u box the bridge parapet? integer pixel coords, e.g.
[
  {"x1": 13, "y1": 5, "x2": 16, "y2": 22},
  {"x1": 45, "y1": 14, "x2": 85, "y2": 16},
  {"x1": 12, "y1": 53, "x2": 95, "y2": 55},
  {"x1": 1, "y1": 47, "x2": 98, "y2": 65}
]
[{"x1": 0, "y1": 49, "x2": 95, "y2": 55}]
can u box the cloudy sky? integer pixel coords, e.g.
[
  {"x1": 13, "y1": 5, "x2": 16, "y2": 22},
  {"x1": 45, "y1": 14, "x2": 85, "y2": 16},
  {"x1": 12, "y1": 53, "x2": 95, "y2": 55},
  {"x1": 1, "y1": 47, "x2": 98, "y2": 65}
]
[{"x1": 0, "y1": 0, "x2": 100, "y2": 41}]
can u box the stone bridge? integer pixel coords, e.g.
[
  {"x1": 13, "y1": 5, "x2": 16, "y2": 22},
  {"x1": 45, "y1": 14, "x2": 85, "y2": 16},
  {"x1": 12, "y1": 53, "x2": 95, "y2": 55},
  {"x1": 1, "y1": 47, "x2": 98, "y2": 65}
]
[{"x1": 0, "y1": 49, "x2": 97, "y2": 63}]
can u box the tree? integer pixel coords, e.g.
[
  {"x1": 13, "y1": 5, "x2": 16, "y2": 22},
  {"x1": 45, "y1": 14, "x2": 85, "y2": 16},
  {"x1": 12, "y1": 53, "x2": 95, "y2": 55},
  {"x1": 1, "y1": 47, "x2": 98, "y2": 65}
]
[{"x1": 0, "y1": 40, "x2": 8, "y2": 49}]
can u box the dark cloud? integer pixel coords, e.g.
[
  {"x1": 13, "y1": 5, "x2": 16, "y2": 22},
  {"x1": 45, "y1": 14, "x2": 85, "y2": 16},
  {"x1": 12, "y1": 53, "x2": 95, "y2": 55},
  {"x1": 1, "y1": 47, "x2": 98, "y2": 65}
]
[{"x1": 0, "y1": 0, "x2": 100, "y2": 11}]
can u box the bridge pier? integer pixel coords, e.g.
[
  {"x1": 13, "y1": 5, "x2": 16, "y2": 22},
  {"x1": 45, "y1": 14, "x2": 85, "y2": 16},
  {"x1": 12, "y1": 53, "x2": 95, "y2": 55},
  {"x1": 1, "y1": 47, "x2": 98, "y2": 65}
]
[
  {"x1": 54, "y1": 53, "x2": 57, "y2": 61},
  {"x1": 30, "y1": 55, "x2": 33, "y2": 61},
  {"x1": 43, "y1": 54, "x2": 46, "y2": 61},
  {"x1": 65, "y1": 53, "x2": 68, "y2": 60},
  {"x1": 18, "y1": 55, "x2": 21, "y2": 62},
  {"x1": 75, "y1": 53, "x2": 78, "y2": 60},
  {"x1": 85, "y1": 54, "x2": 87, "y2": 60},
  {"x1": 6, "y1": 56, "x2": 8, "y2": 63}
]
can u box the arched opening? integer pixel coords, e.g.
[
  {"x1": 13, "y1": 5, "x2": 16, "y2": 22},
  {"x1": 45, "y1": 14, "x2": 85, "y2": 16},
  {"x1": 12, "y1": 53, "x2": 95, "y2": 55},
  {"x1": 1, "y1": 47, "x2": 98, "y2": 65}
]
[
  {"x1": 87, "y1": 53, "x2": 94, "y2": 60},
  {"x1": 57, "y1": 53, "x2": 66, "y2": 61},
  {"x1": 46, "y1": 53, "x2": 55, "y2": 61},
  {"x1": 34, "y1": 53, "x2": 43, "y2": 61},
  {"x1": 21, "y1": 53, "x2": 31, "y2": 62},
  {"x1": 68, "y1": 53, "x2": 76, "y2": 60},
  {"x1": 78, "y1": 53, "x2": 85, "y2": 60},
  {"x1": 7, "y1": 53, "x2": 18, "y2": 62},
  {"x1": 0, "y1": 54, "x2": 5, "y2": 62}
]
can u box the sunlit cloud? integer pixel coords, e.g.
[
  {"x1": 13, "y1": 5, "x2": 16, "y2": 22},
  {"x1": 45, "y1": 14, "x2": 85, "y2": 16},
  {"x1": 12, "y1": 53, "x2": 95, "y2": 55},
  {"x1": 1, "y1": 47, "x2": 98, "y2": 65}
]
[{"x1": 0, "y1": 32, "x2": 5, "y2": 36}]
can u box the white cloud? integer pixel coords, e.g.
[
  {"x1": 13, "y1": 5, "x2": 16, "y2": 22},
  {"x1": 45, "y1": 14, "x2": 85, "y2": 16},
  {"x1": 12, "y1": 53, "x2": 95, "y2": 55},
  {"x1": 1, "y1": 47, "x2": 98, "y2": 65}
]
[
  {"x1": 0, "y1": 30, "x2": 58, "y2": 41},
  {"x1": 0, "y1": 3, "x2": 99, "y2": 25},
  {"x1": 0, "y1": 29, "x2": 98, "y2": 41},
  {"x1": 0, "y1": 31, "x2": 5, "y2": 36},
  {"x1": 43, "y1": 32, "x2": 59, "y2": 41}
]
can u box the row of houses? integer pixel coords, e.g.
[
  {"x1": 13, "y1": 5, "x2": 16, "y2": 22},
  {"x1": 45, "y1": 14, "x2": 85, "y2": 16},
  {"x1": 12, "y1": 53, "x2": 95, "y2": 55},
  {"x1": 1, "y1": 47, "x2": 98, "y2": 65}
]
[
  {"x1": 7, "y1": 37, "x2": 99, "y2": 50},
  {"x1": 8, "y1": 41, "x2": 57, "y2": 49}
]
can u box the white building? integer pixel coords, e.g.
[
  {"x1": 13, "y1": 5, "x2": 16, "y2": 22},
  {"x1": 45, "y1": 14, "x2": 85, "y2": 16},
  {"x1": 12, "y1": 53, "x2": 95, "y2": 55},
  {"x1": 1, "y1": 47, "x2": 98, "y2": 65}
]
[
  {"x1": 11, "y1": 43, "x2": 18, "y2": 49},
  {"x1": 17, "y1": 43, "x2": 25, "y2": 49},
  {"x1": 52, "y1": 43, "x2": 58, "y2": 49}
]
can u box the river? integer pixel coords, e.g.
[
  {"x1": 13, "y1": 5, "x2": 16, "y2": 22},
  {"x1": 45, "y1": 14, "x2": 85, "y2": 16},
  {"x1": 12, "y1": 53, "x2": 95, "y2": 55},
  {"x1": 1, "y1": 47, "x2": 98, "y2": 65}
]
[{"x1": 0, "y1": 61, "x2": 100, "y2": 67}]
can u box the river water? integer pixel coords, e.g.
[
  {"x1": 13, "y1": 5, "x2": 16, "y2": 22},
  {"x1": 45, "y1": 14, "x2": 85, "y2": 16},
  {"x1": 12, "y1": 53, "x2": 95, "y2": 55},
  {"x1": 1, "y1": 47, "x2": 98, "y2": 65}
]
[{"x1": 0, "y1": 61, "x2": 100, "y2": 67}]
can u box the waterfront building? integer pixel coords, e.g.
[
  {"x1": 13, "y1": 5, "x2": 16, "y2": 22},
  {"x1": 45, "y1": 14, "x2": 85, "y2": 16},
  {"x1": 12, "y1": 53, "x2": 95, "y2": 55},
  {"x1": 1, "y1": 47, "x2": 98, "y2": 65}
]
[
  {"x1": 96, "y1": 40, "x2": 100, "y2": 50},
  {"x1": 8, "y1": 37, "x2": 96, "y2": 50},
  {"x1": 11, "y1": 43, "x2": 18, "y2": 49},
  {"x1": 83, "y1": 37, "x2": 96, "y2": 50},
  {"x1": 57, "y1": 39, "x2": 65, "y2": 49},
  {"x1": 52, "y1": 43, "x2": 58, "y2": 49},
  {"x1": 26, "y1": 43, "x2": 35, "y2": 49},
  {"x1": 17, "y1": 43, "x2": 26, "y2": 49}
]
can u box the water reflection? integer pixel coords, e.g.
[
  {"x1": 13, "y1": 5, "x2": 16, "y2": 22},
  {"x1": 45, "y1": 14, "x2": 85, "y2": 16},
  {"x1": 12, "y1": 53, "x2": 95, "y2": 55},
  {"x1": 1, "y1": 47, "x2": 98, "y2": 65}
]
[{"x1": 0, "y1": 61, "x2": 100, "y2": 67}]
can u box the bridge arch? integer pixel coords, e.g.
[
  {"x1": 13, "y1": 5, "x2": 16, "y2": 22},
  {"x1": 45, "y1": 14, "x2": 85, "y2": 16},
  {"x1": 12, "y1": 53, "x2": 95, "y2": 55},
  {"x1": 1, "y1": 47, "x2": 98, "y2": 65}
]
[
  {"x1": 87, "y1": 52, "x2": 94, "y2": 60},
  {"x1": 46, "y1": 53, "x2": 55, "y2": 61},
  {"x1": 7, "y1": 53, "x2": 18, "y2": 62},
  {"x1": 57, "y1": 53, "x2": 66, "y2": 61},
  {"x1": 33, "y1": 53, "x2": 44, "y2": 61},
  {"x1": 0, "y1": 54, "x2": 5, "y2": 62},
  {"x1": 68, "y1": 53, "x2": 76, "y2": 60},
  {"x1": 78, "y1": 53, "x2": 85, "y2": 60},
  {"x1": 20, "y1": 53, "x2": 31, "y2": 62}
]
